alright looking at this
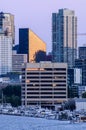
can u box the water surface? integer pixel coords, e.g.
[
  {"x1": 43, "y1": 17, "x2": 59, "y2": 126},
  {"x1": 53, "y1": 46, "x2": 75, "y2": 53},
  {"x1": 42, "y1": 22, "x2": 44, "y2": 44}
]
[{"x1": 0, "y1": 115, "x2": 86, "y2": 130}]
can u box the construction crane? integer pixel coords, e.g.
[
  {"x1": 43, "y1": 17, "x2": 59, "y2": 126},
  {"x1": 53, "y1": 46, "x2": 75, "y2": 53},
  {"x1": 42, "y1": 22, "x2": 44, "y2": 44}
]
[{"x1": 77, "y1": 33, "x2": 86, "y2": 36}]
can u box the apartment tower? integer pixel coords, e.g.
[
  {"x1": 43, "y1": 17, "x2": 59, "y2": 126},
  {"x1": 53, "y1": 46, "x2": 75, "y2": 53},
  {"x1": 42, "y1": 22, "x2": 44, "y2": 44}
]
[{"x1": 52, "y1": 9, "x2": 77, "y2": 68}]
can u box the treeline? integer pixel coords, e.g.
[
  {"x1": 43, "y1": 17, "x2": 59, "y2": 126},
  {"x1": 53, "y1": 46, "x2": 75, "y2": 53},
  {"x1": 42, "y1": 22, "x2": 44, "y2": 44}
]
[{"x1": 0, "y1": 85, "x2": 21, "y2": 107}]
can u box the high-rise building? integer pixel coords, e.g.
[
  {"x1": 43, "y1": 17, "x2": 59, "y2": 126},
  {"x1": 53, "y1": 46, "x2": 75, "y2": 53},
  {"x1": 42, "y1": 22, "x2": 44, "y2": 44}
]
[
  {"x1": 0, "y1": 12, "x2": 15, "y2": 44},
  {"x1": 0, "y1": 34, "x2": 12, "y2": 75},
  {"x1": 0, "y1": 12, "x2": 14, "y2": 75},
  {"x1": 52, "y1": 9, "x2": 77, "y2": 68},
  {"x1": 79, "y1": 46, "x2": 86, "y2": 59},
  {"x1": 18, "y1": 28, "x2": 46, "y2": 62},
  {"x1": 21, "y1": 62, "x2": 67, "y2": 107}
]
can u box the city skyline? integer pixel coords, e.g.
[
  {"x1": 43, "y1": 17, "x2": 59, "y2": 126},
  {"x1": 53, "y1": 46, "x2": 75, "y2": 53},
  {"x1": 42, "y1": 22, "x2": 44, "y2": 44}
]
[{"x1": 0, "y1": 0, "x2": 86, "y2": 52}]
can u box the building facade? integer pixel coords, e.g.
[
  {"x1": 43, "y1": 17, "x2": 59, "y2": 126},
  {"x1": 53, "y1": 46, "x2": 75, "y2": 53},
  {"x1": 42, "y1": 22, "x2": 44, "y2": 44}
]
[
  {"x1": 0, "y1": 34, "x2": 12, "y2": 75},
  {"x1": 68, "y1": 68, "x2": 82, "y2": 98},
  {"x1": 52, "y1": 9, "x2": 77, "y2": 68},
  {"x1": 79, "y1": 46, "x2": 86, "y2": 59},
  {"x1": 12, "y1": 50, "x2": 27, "y2": 73},
  {"x1": 75, "y1": 99, "x2": 86, "y2": 111},
  {"x1": 18, "y1": 28, "x2": 46, "y2": 62},
  {"x1": 75, "y1": 59, "x2": 86, "y2": 85},
  {"x1": 0, "y1": 12, "x2": 15, "y2": 44},
  {"x1": 21, "y1": 62, "x2": 67, "y2": 107},
  {"x1": 78, "y1": 86, "x2": 86, "y2": 98},
  {"x1": 68, "y1": 68, "x2": 82, "y2": 87}
]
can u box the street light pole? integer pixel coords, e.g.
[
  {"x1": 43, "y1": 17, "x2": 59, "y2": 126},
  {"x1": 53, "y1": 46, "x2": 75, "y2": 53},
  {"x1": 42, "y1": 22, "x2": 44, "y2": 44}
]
[{"x1": 1, "y1": 89, "x2": 3, "y2": 105}]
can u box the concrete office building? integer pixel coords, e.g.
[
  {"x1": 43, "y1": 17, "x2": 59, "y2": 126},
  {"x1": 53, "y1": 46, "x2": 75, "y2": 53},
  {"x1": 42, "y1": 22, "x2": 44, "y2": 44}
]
[
  {"x1": 0, "y1": 12, "x2": 15, "y2": 44},
  {"x1": 52, "y1": 9, "x2": 77, "y2": 68},
  {"x1": 12, "y1": 50, "x2": 27, "y2": 73},
  {"x1": 0, "y1": 34, "x2": 12, "y2": 75},
  {"x1": 18, "y1": 28, "x2": 46, "y2": 62},
  {"x1": 21, "y1": 62, "x2": 67, "y2": 107}
]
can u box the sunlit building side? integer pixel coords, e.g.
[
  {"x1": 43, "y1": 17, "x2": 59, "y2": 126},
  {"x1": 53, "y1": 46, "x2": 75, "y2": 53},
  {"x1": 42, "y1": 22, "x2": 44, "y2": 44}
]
[{"x1": 18, "y1": 28, "x2": 46, "y2": 62}]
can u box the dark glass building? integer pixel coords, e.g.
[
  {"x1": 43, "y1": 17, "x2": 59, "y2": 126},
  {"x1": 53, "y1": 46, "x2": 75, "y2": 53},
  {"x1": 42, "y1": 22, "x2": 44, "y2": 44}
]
[
  {"x1": 79, "y1": 46, "x2": 86, "y2": 59},
  {"x1": 75, "y1": 59, "x2": 86, "y2": 85},
  {"x1": 68, "y1": 68, "x2": 82, "y2": 98},
  {"x1": 18, "y1": 28, "x2": 46, "y2": 62}
]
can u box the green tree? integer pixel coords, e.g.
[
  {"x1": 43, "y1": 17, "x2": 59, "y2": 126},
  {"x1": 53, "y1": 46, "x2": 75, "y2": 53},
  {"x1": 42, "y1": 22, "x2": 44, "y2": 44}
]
[
  {"x1": 82, "y1": 92, "x2": 86, "y2": 98},
  {"x1": 2, "y1": 85, "x2": 21, "y2": 107}
]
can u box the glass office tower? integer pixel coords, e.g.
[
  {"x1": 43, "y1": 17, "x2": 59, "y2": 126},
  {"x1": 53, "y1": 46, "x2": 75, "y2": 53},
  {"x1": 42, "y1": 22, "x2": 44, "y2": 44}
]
[
  {"x1": 52, "y1": 9, "x2": 77, "y2": 68},
  {"x1": 18, "y1": 28, "x2": 46, "y2": 62},
  {"x1": 0, "y1": 34, "x2": 12, "y2": 75}
]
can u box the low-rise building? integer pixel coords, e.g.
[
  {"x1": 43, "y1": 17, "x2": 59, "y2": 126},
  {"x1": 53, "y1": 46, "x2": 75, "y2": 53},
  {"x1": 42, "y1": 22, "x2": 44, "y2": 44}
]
[
  {"x1": 75, "y1": 98, "x2": 86, "y2": 111},
  {"x1": 12, "y1": 50, "x2": 27, "y2": 73}
]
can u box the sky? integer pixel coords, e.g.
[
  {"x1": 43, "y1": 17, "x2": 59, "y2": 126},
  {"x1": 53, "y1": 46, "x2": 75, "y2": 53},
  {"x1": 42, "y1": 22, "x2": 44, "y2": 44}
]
[{"x1": 0, "y1": 0, "x2": 86, "y2": 52}]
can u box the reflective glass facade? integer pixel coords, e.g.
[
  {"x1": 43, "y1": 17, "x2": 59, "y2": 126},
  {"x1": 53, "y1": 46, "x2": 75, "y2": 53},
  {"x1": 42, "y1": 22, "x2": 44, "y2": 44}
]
[{"x1": 18, "y1": 28, "x2": 46, "y2": 62}]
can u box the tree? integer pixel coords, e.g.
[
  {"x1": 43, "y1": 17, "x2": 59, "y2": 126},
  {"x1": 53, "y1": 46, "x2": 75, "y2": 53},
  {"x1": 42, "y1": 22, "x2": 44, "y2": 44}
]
[
  {"x1": 82, "y1": 92, "x2": 86, "y2": 98},
  {"x1": 62, "y1": 99, "x2": 76, "y2": 111},
  {"x1": 2, "y1": 85, "x2": 21, "y2": 107},
  {"x1": 34, "y1": 50, "x2": 46, "y2": 62}
]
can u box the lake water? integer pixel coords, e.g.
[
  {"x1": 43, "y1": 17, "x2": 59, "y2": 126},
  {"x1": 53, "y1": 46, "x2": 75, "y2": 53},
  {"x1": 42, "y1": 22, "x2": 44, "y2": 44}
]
[{"x1": 0, "y1": 115, "x2": 86, "y2": 130}]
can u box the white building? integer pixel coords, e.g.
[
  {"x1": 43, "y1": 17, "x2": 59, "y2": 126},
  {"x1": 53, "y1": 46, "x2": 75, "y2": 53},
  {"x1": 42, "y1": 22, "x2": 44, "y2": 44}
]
[
  {"x1": 0, "y1": 34, "x2": 12, "y2": 75},
  {"x1": 74, "y1": 68, "x2": 82, "y2": 84},
  {"x1": 0, "y1": 77, "x2": 10, "y2": 83},
  {"x1": 75, "y1": 98, "x2": 86, "y2": 111}
]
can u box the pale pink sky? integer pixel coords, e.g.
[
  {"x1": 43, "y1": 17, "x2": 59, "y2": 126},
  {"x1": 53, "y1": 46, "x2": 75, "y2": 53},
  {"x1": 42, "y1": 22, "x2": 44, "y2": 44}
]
[{"x1": 0, "y1": 0, "x2": 86, "y2": 52}]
